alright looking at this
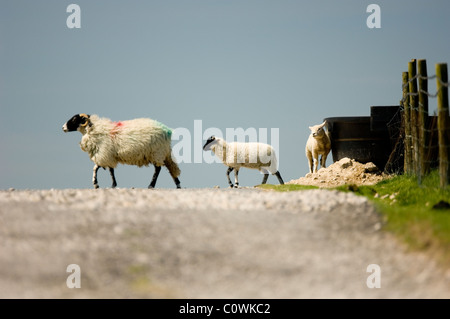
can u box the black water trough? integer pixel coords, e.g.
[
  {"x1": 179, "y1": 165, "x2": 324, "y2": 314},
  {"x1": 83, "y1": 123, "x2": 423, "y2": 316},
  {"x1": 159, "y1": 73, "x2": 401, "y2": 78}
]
[{"x1": 324, "y1": 106, "x2": 401, "y2": 170}]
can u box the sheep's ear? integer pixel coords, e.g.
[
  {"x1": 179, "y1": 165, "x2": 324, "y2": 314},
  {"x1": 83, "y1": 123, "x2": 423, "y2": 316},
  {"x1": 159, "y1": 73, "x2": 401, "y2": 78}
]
[{"x1": 321, "y1": 121, "x2": 327, "y2": 127}]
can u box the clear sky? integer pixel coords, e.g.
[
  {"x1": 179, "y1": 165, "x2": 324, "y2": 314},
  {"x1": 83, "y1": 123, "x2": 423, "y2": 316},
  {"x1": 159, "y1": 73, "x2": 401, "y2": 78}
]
[{"x1": 1, "y1": 0, "x2": 450, "y2": 189}]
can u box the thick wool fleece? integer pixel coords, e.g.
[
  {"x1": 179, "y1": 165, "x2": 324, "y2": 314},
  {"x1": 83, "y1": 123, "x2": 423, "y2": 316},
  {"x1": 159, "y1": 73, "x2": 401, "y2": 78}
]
[
  {"x1": 79, "y1": 115, "x2": 180, "y2": 177},
  {"x1": 211, "y1": 139, "x2": 279, "y2": 174}
]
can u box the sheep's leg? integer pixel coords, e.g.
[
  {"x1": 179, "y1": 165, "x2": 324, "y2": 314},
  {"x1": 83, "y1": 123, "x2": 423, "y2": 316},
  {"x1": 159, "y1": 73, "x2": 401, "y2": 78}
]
[
  {"x1": 234, "y1": 168, "x2": 240, "y2": 188},
  {"x1": 275, "y1": 171, "x2": 284, "y2": 185},
  {"x1": 259, "y1": 168, "x2": 269, "y2": 184},
  {"x1": 173, "y1": 177, "x2": 181, "y2": 189},
  {"x1": 306, "y1": 151, "x2": 313, "y2": 174},
  {"x1": 149, "y1": 165, "x2": 162, "y2": 189},
  {"x1": 164, "y1": 155, "x2": 181, "y2": 189},
  {"x1": 261, "y1": 174, "x2": 269, "y2": 184},
  {"x1": 312, "y1": 152, "x2": 319, "y2": 173},
  {"x1": 321, "y1": 154, "x2": 328, "y2": 169},
  {"x1": 226, "y1": 167, "x2": 234, "y2": 188},
  {"x1": 93, "y1": 164, "x2": 100, "y2": 189},
  {"x1": 109, "y1": 168, "x2": 117, "y2": 188}
]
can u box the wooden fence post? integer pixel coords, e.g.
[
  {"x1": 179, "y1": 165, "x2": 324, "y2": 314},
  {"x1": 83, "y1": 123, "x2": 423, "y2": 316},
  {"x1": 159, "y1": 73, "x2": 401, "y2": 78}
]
[
  {"x1": 418, "y1": 59, "x2": 429, "y2": 177},
  {"x1": 402, "y1": 71, "x2": 412, "y2": 174},
  {"x1": 436, "y1": 63, "x2": 450, "y2": 188},
  {"x1": 408, "y1": 59, "x2": 419, "y2": 178}
]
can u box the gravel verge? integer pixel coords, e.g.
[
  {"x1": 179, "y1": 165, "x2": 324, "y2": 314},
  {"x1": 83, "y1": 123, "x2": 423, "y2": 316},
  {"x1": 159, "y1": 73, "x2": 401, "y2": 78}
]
[{"x1": 0, "y1": 188, "x2": 448, "y2": 298}]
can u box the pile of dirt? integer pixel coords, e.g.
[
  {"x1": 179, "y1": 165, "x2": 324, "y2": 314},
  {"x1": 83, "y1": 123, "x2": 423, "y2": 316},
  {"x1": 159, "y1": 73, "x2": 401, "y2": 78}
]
[{"x1": 288, "y1": 157, "x2": 390, "y2": 188}]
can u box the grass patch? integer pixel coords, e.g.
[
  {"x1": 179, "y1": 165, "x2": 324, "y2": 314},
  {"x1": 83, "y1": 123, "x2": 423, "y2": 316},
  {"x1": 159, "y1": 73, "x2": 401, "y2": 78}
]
[
  {"x1": 258, "y1": 171, "x2": 450, "y2": 266},
  {"x1": 256, "y1": 184, "x2": 318, "y2": 192},
  {"x1": 348, "y1": 172, "x2": 450, "y2": 266}
]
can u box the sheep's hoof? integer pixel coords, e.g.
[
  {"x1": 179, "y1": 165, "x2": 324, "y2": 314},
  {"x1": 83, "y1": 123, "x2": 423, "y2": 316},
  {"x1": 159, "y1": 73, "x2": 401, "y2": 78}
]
[
  {"x1": 229, "y1": 185, "x2": 234, "y2": 188},
  {"x1": 233, "y1": 185, "x2": 239, "y2": 189},
  {"x1": 94, "y1": 185, "x2": 99, "y2": 189}
]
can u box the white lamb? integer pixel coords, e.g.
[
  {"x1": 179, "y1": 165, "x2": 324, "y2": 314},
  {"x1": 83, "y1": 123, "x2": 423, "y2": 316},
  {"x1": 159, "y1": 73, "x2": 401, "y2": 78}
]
[
  {"x1": 305, "y1": 120, "x2": 331, "y2": 173},
  {"x1": 62, "y1": 113, "x2": 181, "y2": 189},
  {"x1": 203, "y1": 136, "x2": 284, "y2": 187}
]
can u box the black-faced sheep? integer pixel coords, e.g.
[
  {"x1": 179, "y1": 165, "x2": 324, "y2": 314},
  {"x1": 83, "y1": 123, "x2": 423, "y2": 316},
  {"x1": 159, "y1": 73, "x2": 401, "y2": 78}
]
[
  {"x1": 203, "y1": 136, "x2": 284, "y2": 188},
  {"x1": 62, "y1": 113, "x2": 181, "y2": 189}
]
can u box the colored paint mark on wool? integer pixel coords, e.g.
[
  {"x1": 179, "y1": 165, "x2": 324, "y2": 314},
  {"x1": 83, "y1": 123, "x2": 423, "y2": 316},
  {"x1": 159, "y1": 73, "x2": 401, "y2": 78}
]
[
  {"x1": 154, "y1": 120, "x2": 172, "y2": 139},
  {"x1": 110, "y1": 121, "x2": 124, "y2": 137}
]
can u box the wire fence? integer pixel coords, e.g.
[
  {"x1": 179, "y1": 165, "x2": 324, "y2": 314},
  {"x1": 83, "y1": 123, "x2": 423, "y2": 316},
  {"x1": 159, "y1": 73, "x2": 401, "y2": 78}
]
[{"x1": 385, "y1": 59, "x2": 449, "y2": 188}]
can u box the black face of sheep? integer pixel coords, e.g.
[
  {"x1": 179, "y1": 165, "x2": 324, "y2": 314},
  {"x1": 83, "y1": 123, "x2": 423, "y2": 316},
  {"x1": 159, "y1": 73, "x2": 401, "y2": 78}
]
[
  {"x1": 203, "y1": 136, "x2": 216, "y2": 151},
  {"x1": 62, "y1": 114, "x2": 90, "y2": 132}
]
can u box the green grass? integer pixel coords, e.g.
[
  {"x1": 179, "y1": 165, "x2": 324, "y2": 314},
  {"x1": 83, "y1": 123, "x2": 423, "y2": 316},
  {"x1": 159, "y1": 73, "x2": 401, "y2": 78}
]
[
  {"x1": 257, "y1": 184, "x2": 318, "y2": 192},
  {"x1": 258, "y1": 171, "x2": 450, "y2": 266}
]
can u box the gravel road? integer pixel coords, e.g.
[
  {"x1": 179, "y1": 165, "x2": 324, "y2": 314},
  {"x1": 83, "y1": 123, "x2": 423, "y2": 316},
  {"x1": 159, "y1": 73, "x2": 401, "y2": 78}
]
[{"x1": 0, "y1": 188, "x2": 448, "y2": 298}]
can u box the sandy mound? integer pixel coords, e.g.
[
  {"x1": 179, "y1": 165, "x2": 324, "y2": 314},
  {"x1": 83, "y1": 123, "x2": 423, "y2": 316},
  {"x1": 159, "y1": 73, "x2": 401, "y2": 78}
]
[{"x1": 288, "y1": 157, "x2": 389, "y2": 188}]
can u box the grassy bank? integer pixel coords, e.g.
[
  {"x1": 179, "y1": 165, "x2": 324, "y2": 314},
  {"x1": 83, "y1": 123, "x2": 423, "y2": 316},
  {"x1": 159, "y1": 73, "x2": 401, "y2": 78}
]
[{"x1": 259, "y1": 171, "x2": 450, "y2": 266}]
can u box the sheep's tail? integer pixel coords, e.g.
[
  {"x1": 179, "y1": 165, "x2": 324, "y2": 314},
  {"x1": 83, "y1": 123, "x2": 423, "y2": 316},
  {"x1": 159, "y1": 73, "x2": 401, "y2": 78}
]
[{"x1": 164, "y1": 153, "x2": 181, "y2": 178}]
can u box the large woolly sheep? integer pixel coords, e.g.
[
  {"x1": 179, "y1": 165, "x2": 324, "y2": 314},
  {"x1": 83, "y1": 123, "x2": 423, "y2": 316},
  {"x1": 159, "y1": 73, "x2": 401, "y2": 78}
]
[
  {"x1": 305, "y1": 120, "x2": 331, "y2": 173},
  {"x1": 62, "y1": 113, "x2": 181, "y2": 189},
  {"x1": 203, "y1": 136, "x2": 284, "y2": 188}
]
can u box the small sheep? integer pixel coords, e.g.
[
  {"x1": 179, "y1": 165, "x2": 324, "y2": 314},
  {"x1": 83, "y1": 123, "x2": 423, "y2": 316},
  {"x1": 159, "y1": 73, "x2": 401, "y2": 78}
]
[
  {"x1": 62, "y1": 113, "x2": 181, "y2": 189},
  {"x1": 305, "y1": 120, "x2": 331, "y2": 173},
  {"x1": 203, "y1": 136, "x2": 284, "y2": 188}
]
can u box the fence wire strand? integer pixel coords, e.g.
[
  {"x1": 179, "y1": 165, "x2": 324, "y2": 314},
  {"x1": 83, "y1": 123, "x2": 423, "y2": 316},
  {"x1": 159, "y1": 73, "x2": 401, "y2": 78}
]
[{"x1": 392, "y1": 67, "x2": 450, "y2": 187}]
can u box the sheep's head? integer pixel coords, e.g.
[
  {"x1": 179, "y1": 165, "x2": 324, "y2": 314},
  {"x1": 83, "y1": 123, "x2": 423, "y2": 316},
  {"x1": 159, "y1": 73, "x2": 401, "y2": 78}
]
[
  {"x1": 309, "y1": 121, "x2": 327, "y2": 138},
  {"x1": 203, "y1": 135, "x2": 219, "y2": 151},
  {"x1": 62, "y1": 113, "x2": 91, "y2": 133}
]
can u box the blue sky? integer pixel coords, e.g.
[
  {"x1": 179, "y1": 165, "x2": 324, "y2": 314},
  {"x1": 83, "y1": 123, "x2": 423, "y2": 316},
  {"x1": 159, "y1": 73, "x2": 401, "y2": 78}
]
[{"x1": 1, "y1": 0, "x2": 449, "y2": 189}]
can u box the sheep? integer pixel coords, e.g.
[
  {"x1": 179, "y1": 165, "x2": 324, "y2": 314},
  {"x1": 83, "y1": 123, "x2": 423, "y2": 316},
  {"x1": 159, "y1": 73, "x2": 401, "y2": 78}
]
[
  {"x1": 203, "y1": 136, "x2": 284, "y2": 188},
  {"x1": 305, "y1": 120, "x2": 331, "y2": 174},
  {"x1": 62, "y1": 113, "x2": 181, "y2": 189}
]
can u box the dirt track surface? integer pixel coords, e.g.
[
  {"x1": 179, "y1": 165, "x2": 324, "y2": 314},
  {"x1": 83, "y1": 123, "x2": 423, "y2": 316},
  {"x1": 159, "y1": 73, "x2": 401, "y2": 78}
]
[{"x1": 0, "y1": 188, "x2": 449, "y2": 298}]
